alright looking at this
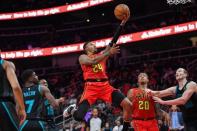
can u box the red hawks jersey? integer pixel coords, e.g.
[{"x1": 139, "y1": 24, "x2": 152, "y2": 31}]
[
  {"x1": 131, "y1": 88, "x2": 156, "y2": 119},
  {"x1": 81, "y1": 53, "x2": 108, "y2": 80}
]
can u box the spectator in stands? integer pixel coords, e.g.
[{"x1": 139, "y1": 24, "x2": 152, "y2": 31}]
[
  {"x1": 163, "y1": 67, "x2": 174, "y2": 81},
  {"x1": 169, "y1": 105, "x2": 184, "y2": 131},
  {"x1": 113, "y1": 119, "x2": 123, "y2": 131},
  {"x1": 158, "y1": 119, "x2": 169, "y2": 131},
  {"x1": 87, "y1": 107, "x2": 102, "y2": 131},
  {"x1": 149, "y1": 75, "x2": 157, "y2": 89},
  {"x1": 103, "y1": 122, "x2": 112, "y2": 131},
  {"x1": 121, "y1": 83, "x2": 131, "y2": 96},
  {"x1": 158, "y1": 109, "x2": 171, "y2": 131},
  {"x1": 71, "y1": 121, "x2": 87, "y2": 131}
]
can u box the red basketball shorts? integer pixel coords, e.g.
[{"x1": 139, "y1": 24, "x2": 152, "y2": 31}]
[
  {"x1": 132, "y1": 119, "x2": 159, "y2": 131},
  {"x1": 79, "y1": 81, "x2": 117, "y2": 105}
]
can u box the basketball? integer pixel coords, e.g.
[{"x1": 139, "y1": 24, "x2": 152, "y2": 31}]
[{"x1": 114, "y1": 4, "x2": 130, "y2": 20}]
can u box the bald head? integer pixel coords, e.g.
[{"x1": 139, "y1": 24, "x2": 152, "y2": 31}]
[{"x1": 175, "y1": 68, "x2": 188, "y2": 81}]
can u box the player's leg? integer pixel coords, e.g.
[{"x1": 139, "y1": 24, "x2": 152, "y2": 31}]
[
  {"x1": 20, "y1": 120, "x2": 46, "y2": 131},
  {"x1": 64, "y1": 84, "x2": 97, "y2": 121},
  {"x1": 184, "y1": 120, "x2": 197, "y2": 131},
  {"x1": 19, "y1": 120, "x2": 29, "y2": 131},
  {"x1": 0, "y1": 102, "x2": 19, "y2": 131},
  {"x1": 64, "y1": 100, "x2": 91, "y2": 121},
  {"x1": 112, "y1": 90, "x2": 132, "y2": 119},
  {"x1": 100, "y1": 84, "x2": 132, "y2": 131},
  {"x1": 132, "y1": 120, "x2": 147, "y2": 131},
  {"x1": 46, "y1": 119, "x2": 58, "y2": 131},
  {"x1": 148, "y1": 120, "x2": 159, "y2": 131},
  {"x1": 38, "y1": 121, "x2": 46, "y2": 131},
  {"x1": 111, "y1": 90, "x2": 132, "y2": 131},
  {"x1": 73, "y1": 100, "x2": 90, "y2": 121}
]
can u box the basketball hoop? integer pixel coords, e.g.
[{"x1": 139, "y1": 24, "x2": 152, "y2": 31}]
[{"x1": 167, "y1": 0, "x2": 192, "y2": 5}]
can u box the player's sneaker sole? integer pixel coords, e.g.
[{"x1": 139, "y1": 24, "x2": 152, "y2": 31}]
[{"x1": 63, "y1": 104, "x2": 76, "y2": 118}]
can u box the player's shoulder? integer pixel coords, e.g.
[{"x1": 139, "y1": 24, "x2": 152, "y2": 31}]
[
  {"x1": 3, "y1": 60, "x2": 14, "y2": 65},
  {"x1": 40, "y1": 84, "x2": 48, "y2": 90},
  {"x1": 188, "y1": 81, "x2": 196, "y2": 85},
  {"x1": 129, "y1": 87, "x2": 139, "y2": 91},
  {"x1": 79, "y1": 54, "x2": 88, "y2": 59},
  {"x1": 79, "y1": 54, "x2": 88, "y2": 64},
  {"x1": 187, "y1": 81, "x2": 197, "y2": 88},
  {"x1": 1, "y1": 60, "x2": 15, "y2": 69},
  {"x1": 79, "y1": 54, "x2": 87, "y2": 57},
  {"x1": 39, "y1": 84, "x2": 49, "y2": 95},
  {"x1": 128, "y1": 88, "x2": 134, "y2": 92},
  {"x1": 127, "y1": 88, "x2": 138, "y2": 95}
]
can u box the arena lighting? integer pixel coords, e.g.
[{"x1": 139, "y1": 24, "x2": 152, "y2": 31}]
[
  {"x1": 1, "y1": 20, "x2": 197, "y2": 59},
  {"x1": 0, "y1": 0, "x2": 112, "y2": 21}
]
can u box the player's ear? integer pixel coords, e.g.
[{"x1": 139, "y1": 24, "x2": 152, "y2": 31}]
[{"x1": 184, "y1": 69, "x2": 189, "y2": 78}]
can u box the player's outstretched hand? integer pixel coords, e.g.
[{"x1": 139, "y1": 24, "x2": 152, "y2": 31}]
[
  {"x1": 57, "y1": 97, "x2": 65, "y2": 104},
  {"x1": 109, "y1": 45, "x2": 120, "y2": 55},
  {"x1": 145, "y1": 89, "x2": 160, "y2": 97},
  {"x1": 153, "y1": 96, "x2": 164, "y2": 105},
  {"x1": 16, "y1": 104, "x2": 26, "y2": 125},
  {"x1": 121, "y1": 10, "x2": 130, "y2": 26},
  {"x1": 18, "y1": 109, "x2": 27, "y2": 126},
  {"x1": 144, "y1": 88, "x2": 154, "y2": 96}
]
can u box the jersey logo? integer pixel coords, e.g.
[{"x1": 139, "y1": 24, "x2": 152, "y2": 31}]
[
  {"x1": 92, "y1": 64, "x2": 103, "y2": 73},
  {"x1": 139, "y1": 100, "x2": 150, "y2": 110}
]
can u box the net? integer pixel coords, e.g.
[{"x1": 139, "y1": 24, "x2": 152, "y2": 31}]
[{"x1": 167, "y1": 0, "x2": 192, "y2": 5}]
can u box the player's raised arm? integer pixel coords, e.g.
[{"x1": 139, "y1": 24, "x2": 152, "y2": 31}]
[
  {"x1": 102, "y1": 18, "x2": 128, "y2": 54},
  {"x1": 109, "y1": 4, "x2": 130, "y2": 47}
]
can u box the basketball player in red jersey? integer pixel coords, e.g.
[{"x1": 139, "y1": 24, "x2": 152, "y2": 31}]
[
  {"x1": 127, "y1": 73, "x2": 160, "y2": 131},
  {"x1": 64, "y1": 18, "x2": 132, "y2": 130},
  {"x1": 64, "y1": 43, "x2": 132, "y2": 128}
]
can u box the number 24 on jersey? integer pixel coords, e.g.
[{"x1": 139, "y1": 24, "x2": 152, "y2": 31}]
[{"x1": 92, "y1": 64, "x2": 103, "y2": 73}]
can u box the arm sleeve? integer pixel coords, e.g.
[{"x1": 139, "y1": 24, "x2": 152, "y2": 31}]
[{"x1": 109, "y1": 24, "x2": 124, "y2": 47}]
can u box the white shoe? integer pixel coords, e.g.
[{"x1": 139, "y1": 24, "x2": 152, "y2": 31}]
[{"x1": 63, "y1": 104, "x2": 76, "y2": 118}]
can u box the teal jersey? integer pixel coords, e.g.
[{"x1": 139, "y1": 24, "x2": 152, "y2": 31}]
[{"x1": 23, "y1": 84, "x2": 44, "y2": 118}]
